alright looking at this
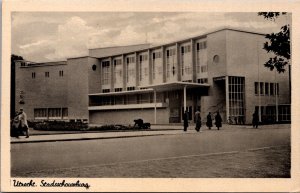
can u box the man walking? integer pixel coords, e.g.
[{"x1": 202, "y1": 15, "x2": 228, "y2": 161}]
[
  {"x1": 19, "y1": 108, "x2": 29, "y2": 138},
  {"x1": 195, "y1": 108, "x2": 202, "y2": 132},
  {"x1": 183, "y1": 110, "x2": 189, "y2": 132},
  {"x1": 206, "y1": 112, "x2": 213, "y2": 130},
  {"x1": 252, "y1": 110, "x2": 259, "y2": 129},
  {"x1": 215, "y1": 112, "x2": 222, "y2": 130}
]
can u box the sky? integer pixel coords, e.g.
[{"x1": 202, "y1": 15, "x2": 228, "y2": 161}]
[{"x1": 12, "y1": 12, "x2": 291, "y2": 62}]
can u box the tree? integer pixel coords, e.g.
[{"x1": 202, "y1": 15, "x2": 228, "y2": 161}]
[
  {"x1": 11, "y1": 54, "x2": 24, "y2": 119},
  {"x1": 258, "y1": 12, "x2": 290, "y2": 73}
]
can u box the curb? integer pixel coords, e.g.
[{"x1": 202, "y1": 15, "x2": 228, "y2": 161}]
[
  {"x1": 11, "y1": 133, "x2": 170, "y2": 144},
  {"x1": 27, "y1": 128, "x2": 182, "y2": 136}
]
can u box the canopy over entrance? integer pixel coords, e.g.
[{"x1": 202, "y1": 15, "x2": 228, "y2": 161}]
[{"x1": 139, "y1": 81, "x2": 210, "y2": 124}]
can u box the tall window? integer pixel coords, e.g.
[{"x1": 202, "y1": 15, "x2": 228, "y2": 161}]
[
  {"x1": 102, "y1": 61, "x2": 110, "y2": 85},
  {"x1": 275, "y1": 83, "x2": 279, "y2": 95},
  {"x1": 260, "y1": 82, "x2": 264, "y2": 95},
  {"x1": 270, "y1": 83, "x2": 274, "y2": 95},
  {"x1": 59, "y1": 70, "x2": 64, "y2": 77},
  {"x1": 229, "y1": 76, "x2": 245, "y2": 119},
  {"x1": 114, "y1": 59, "x2": 122, "y2": 84},
  {"x1": 265, "y1": 82, "x2": 269, "y2": 95},
  {"x1": 32, "y1": 72, "x2": 36, "y2": 79},
  {"x1": 196, "y1": 41, "x2": 207, "y2": 51},
  {"x1": 255, "y1": 82, "x2": 259, "y2": 95}
]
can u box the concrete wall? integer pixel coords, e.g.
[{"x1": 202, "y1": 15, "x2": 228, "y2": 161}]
[
  {"x1": 89, "y1": 108, "x2": 169, "y2": 125},
  {"x1": 225, "y1": 30, "x2": 290, "y2": 123},
  {"x1": 67, "y1": 57, "x2": 89, "y2": 120},
  {"x1": 205, "y1": 31, "x2": 227, "y2": 119},
  {"x1": 88, "y1": 57, "x2": 102, "y2": 94},
  {"x1": 15, "y1": 62, "x2": 68, "y2": 120}
]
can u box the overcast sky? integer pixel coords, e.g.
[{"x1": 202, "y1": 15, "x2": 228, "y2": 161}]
[{"x1": 12, "y1": 12, "x2": 291, "y2": 62}]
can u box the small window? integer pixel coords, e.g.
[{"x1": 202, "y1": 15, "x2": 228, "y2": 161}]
[
  {"x1": 92, "y1": 64, "x2": 97, "y2": 71},
  {"x1": 45, "y1": 72, "x2": 49, "y2": 77},
  {"x1": 213, "y1": 55, "x2": 219, "y2": 64},
  {"x1": 102, "y1": 89, "x2": 110, "y2": 93},
  {"x1": 59, "y1": 70, "x2": 64, "y2": 77},
  {"x1": 32, "y1": 72, "x2": 36, "y2": 79}
]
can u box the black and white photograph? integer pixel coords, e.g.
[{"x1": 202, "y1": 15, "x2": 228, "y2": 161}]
[{"x1": 1, "y1": 0, "x2": 300, "y2": 192}]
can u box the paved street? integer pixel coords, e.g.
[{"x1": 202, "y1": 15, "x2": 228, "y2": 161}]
[{"x1": 11, "y1": 124, "x2": 290, "y2": 177}]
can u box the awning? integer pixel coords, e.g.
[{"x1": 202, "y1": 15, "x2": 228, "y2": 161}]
[{"x1": 139, "y1": 81, "x2": 209, "y2": 91}]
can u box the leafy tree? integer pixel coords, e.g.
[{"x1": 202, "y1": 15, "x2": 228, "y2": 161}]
[{"x1": 258, "y1": 12, "x2": 290, "y2": 73}]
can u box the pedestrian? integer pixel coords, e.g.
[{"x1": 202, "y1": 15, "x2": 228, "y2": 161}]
[
  {"x1": 183, "y1": 110, "x2": 189, "y2": 132},
  {"x1": 252, "y1": 110, "x2": 259, "y2": 128},
  {"x1": 11, "y1": 111, "x2": 21, "y2": 138},
  {"x1": 206, "y1": 112, "x2": 213, "y2": 130},
  {"x1": 215, "y1": 112, "x2": 222, "y2": 130},
  {"x1": 19, "y1": 108, "x2": 29, "y2": 138},
  {"x1": 234, "y1": 117, "x2": 238, "y2": 124},
  {"x1": 195, "y1": 111, "x2": 202, "y2": 132}
]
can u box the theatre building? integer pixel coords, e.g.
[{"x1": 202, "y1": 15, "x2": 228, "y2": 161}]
[{"x1": 14, "y1": 28, "x2": 291, "y2": 125}]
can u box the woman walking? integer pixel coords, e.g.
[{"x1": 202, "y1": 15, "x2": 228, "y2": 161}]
[
  {"x1": 183, "y1": 110, "x2": 189, "y2": 132},
  {"x1": 215, "y1": 112, "x2": 222, "y2": 130},
  {"x1": 206, "y1": 112, "x2": 213, "y2": 130},
  {"x1": 195, "y1": 112, "x2": 202, "y2": 132}
]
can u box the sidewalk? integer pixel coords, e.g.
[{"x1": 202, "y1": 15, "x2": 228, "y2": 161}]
[{"x1": 11, "y1": 124, "x2": 290, "y2": 144}]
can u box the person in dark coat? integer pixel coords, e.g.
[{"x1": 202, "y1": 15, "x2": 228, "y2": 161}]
[
  {"x1": 195, "y1": 110, "x2": 202, "y2": 132},
  {"x1": 215, "y1": 112, "x2": 222, "y2": 130},
  {"x1": 183, "y1": 110, "x2": 189, "y2": 132},
  {"x1": 11, "y1": 112, "x2": 21, "y2": 138},
  {"x1": 206, "y1": 112, "x2": 213, "y2": 130},
  {"x1": 252, "y1": 110, "x2": 259, "y2": 128}
]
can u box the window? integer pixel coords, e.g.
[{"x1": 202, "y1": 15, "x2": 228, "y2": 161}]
[
  {"x1": 102, "y1": 89, "x2": 110, "y2": 93},
  {"x1": 152, "y1": 51, "x2": 161, "y2": 59},
  {"x1": 114, "y1": 59, "x2": 122, "y2": 83},
  {"x1": 62, "y1": 108, "x2": 68, "y2": 119},
  {"x1": 92, "y1": 64, "x2": 97, "y2": 71},
  {"x1": 102, "y1": 61, "x2": 110, "y2": 85},
  {"x1": 167, "y1": 48, "x2": 176, "y2": 57},
  {"x1": 201, "y1": 66, "x2": 207, "y2": 73},
  {"x1": 270, "y1": 83, "x2": 274, "y2": 95},
  {"x1": 260, "y1": 82, "x2": 264, "y2": 95},
  {"x1": 115, "y1": 88, "x2": 122, "y2": 92},
  {"x1": 255, "y1": 82, "x2": 259, "y2": 95},
  {"x1": 45, "y1": 72, "x2": 49, "y2": 77},
  {"x1": 59, "y1": 70, "x2": 64, "y2": 77},
  {"x1": 139, "y1": 54, "x2": 148, "y2": 61},
  {"x1": 197, "y1": 41, "x2": 207, "y2": 51},
  {"x1": 197, "y1": 78, "x2": 208, "y2": 84},
  {"x1": 275, "y1": 83, "x2": 279, "y2": 95},
  {"x1": 181, "y1": 45, "x2": 191, "y2": 54},
  {"x1": 32, "y1": 72, "x2": 36, "y2": 79},
  {"x1": 34, "y1": 108, "x2": 47, "y2": 119},
  {"x1": 127, "y1": 56, "x2": 135, "y2": 63},
  {"x1": 48, "y1": 108, "x2": 61, "y2": 119},
  {"x1": 265, "y1": 82, "x2": 269, "y2": 95},
  {"x1": 127, "y1": 87, "x2": 135, "y2": 91}
]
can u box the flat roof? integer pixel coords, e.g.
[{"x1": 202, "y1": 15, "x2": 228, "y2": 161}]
[
  {"x1": 89, "y1": 88, "x2": 154, "y2": 96},
  {"x1": 96, "y1": 27, "x2": 266, "y2": 59},
  {"x1": 139, "y1": 82, "x2": 210, "y2": 91}
]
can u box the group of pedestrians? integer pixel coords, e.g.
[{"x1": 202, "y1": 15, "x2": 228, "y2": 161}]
[
  {"x1": 11, "y1": 108, "x2": 30, "y2": 138},
  {"x1": 183, "y1": 109, "x2": 223, "y2": 132}
]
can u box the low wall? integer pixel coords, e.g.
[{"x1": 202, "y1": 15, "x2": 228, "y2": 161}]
[{"x1": 89, "y1": 108, "x2": 169, "y2": 125}]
